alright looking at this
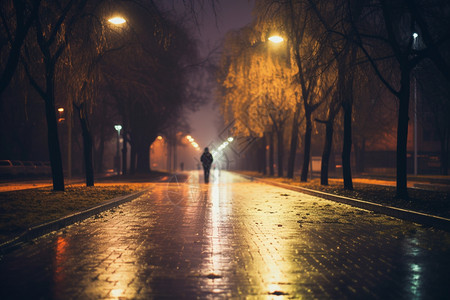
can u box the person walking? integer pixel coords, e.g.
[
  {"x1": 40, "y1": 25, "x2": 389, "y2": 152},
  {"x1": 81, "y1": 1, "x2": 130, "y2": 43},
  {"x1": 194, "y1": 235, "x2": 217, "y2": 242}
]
[{"x1": 200, "y1": 147, "x2": 213, "y2": 183}]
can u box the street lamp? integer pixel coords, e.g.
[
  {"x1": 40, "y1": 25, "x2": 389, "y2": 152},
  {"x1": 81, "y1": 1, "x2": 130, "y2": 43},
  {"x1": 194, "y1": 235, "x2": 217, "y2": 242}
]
[
  {"x1": 413, "y1": 32, "x2": 419, "y2": 175},
  {"x1": 114, "y1": 124, "x2": 122, "y2": 175},
  {"x1": 108, "y1": 17, "x2": 126, "y2": 25},
  {"x1": 268, "y1": 35, "x2": 284, "y2": 43},
  {"x1": 57, "y1": 107, "x2": 65, "y2": 123}
]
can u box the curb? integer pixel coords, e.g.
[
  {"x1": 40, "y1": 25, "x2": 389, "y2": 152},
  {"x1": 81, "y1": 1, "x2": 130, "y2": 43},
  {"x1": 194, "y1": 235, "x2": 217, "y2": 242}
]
[
  {"x1": 239, "y1": 174, "x2": 450, "y2": 232},
  {"x1": 0, "y1": 188, "x2": 151, "y2": 255}
]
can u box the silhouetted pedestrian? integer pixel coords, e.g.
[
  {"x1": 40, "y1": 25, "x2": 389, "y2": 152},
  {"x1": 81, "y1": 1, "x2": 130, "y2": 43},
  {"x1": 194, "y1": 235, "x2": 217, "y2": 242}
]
[{"x1": 200, "y1": 147, "x2": 213, "y2": 183}]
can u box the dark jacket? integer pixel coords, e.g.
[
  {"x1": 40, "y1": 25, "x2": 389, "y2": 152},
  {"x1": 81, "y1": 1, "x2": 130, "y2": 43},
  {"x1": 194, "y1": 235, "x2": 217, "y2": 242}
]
[{"x1": 201, "y1": 152, "x2": 213, "y2": 168}]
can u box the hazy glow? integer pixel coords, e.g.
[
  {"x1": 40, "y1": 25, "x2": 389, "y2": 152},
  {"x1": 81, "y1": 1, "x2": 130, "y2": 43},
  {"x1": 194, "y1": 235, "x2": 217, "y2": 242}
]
[
  {"x1": 108, "y1": 17, "x2": 126, "y2": 25},
  {"x1": 268, "y1": 35, "x2": 284, "y2": 43},
  {"x1": 110, "y1": 289, "x2": 124, "y2": 297},
  {"x1": 217, "y1": 137, "x2": 233, "y2": 152},
  {"x1": 413, "y1": 32, "x2": 419, "y2": 39},
  {"x1": 186, "y1": 135, "x2": 201, "y2": 150}
]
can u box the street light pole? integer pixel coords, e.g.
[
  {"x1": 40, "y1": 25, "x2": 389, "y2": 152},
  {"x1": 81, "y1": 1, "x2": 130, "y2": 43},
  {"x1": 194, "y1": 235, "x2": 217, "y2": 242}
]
[
  {"x1": 413, "y1": 33, "x2": 418, "y2": 175},
  {"x1": 114, "y1": 124, "x2": 122, "y2": 175}
]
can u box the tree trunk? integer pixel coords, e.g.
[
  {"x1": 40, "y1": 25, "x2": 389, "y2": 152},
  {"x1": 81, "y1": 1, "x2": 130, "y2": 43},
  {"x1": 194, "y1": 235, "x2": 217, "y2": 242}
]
[
  {"x1": 136, "y1": 141, "x2": 151, "y2": 173},
  {"x1": 277, "y1": 127, "x2": 284, "y2": 177},
  {"x1": 338, "y1": 45, "x2": 355, "y2": 190},
  {"x1": 130, "y1": 144, "x2": 136, "y2": 174},
  {"x1": 396, "y1": 71, "x2": 411, "y2": 199},
  {"x1": 320, "y1": 121, "x2": 334, "y2": 185},
  {"x1": 269, "y1": 131, "x2": 275, "y2": 176},
  {"x1": 257, "y1": 137, "x2": 266, "y2": 174},
  {"x1": 167, "y1": 138, "x2": 172, "y2": 172},
  {"x1": 78, "y1": 109, "x2": 94, "y2": 186},
  {"x1": 44, "y1": 97, "x2": 65, "y2": 191},
  {"x1": 287, "y1": 105, "x2": 301, "y2": 178},
  {"x1": 300, "y1": 111, "x2": 312, "y2": 182},
  {"x1": 261, "y1": 135, "x2": 267, "y2": 175},
  {"x1": 342, "y1": 100, "x2": 353, "y2": 190}
]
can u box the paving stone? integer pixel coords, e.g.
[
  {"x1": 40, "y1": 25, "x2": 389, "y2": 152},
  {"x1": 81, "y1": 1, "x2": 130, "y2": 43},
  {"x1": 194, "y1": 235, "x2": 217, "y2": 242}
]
[{"x1": 1, "y1": 171, "x2": 450, "y2": 299}]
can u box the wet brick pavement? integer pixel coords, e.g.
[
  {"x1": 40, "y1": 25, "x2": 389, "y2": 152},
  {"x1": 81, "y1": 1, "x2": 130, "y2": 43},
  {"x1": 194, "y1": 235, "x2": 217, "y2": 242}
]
[{"x1": 1, "y1": 171, "x2": 450, "y2": 299}]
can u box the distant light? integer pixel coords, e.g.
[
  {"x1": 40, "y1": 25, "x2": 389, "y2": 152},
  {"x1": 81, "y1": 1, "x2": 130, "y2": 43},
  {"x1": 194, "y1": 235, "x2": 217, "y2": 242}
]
[
  {"x1": 108, "y1": 17, "x2": 126, "y2": 25},
  {"x1": 227, "y1": 137, "x2": 234, "y2": 142},
  {"x1": 114, "y1": 124, "x2": 122, "y2": 132},
  {"x1": 157, "y1": 136, "x2": 163, "y2": 140},
  {"x1": 413, "y1": 32, "x2": 418, "y2": 39},
  {"x1": 268, "y1": 35, "x2": 284, "y2": 43},
  {"x1": 58, "y1": 108, "x2": 64, "y2": 112},
  {"x1": 186, "y1": 135, "x2": 192, "y2": 140}
]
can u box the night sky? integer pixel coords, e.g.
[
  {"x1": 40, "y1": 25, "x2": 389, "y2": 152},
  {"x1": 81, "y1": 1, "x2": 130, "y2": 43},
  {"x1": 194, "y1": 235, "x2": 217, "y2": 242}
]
[{"x1": 186, "y1": 0, "x2": 254, "y2": 148}]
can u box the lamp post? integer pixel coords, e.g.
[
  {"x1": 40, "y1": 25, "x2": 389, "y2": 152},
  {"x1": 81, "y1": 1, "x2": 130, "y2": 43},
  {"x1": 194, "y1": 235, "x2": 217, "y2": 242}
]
[
  {"x1": 114, "y1": 124, "x2": 122, "y2": 175},
  {"x1": 57, "y1": 107, "x2": 72, "y2": 180},
  {"x1": 413, "y1": 32, "x2": 418, "y2": 175}
]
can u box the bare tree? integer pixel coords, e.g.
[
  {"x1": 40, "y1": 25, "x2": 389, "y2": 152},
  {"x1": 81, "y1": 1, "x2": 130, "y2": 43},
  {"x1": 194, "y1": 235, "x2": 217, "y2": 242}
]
[
  {"x1": 254, "y1": 0, "x2": 329, "y2": 181},
  {"x1": 0, "y1": 0, "x2": 40, "y2": 97},
  {"x1": 349, "y1": 0, "x2": 450, "y2": 198},
  {"x1": 20, "y1": 0, "x2": 92, "y2": 191}
]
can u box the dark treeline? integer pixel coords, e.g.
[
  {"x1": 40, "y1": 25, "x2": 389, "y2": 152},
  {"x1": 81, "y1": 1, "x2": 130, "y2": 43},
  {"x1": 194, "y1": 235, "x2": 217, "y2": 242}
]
[{"x1": 0, "y1": 0, "x2": 206, "y2": 190}]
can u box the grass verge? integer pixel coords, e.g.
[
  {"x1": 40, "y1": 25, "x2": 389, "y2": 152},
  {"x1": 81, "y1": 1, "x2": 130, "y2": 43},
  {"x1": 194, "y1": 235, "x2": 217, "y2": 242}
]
[
  {"x1": 239, "y1": 171, "x2": 450, "y2": 219},
  {"x1": 0, "y1": 183, "x2": 151, "y2": 244}
]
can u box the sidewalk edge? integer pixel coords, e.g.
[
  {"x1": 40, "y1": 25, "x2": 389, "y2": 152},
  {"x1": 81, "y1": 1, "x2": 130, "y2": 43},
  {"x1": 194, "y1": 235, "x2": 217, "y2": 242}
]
[
  {"x1": 0, "y1": 188, "x2": 151, "y2": 255},
  {"x1": 239, "y1": 174, "x2": 450, "y2": 232}
]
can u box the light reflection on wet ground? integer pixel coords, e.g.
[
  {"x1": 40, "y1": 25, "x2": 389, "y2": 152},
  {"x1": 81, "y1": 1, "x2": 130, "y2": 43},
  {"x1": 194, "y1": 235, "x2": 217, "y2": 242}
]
[{"x1": 0, "y1": 171, "x2": 449, "y2": 299}]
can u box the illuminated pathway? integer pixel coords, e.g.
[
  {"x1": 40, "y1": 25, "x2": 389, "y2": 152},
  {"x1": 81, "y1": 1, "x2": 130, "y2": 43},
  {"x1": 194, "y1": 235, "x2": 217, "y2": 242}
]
[{"x1": 1, "y1": 171, "x2": 449, "y2": 299}]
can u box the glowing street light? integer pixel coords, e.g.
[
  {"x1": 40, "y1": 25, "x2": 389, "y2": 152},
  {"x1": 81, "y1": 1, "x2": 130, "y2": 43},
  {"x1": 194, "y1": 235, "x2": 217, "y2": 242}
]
[
  {"x1": 268, "y1": 35, "x2": 284, "y2": 43},
  {"x1": 57, "y1": 107, "x2": 65, "y2": 123},
  {"x1": 108, "y1": 17, "x2": 126, "y2": 25},
  {"x1": 215, "y1": 137, "x2": 234, "y2": 155},
  {"x1": 186, "y1": 135, "x2": 201, "y2": 151}
]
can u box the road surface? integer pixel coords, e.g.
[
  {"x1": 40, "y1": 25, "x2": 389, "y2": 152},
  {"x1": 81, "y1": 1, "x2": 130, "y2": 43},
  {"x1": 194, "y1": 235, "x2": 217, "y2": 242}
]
[{"x1": 1, "y1": 171, "x2": 449, "y2": 299}]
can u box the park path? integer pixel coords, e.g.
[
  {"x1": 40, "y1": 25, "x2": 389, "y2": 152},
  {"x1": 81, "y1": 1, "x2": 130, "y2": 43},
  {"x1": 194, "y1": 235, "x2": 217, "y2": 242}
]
[{"x1": 1, "y1": 171, "x2": 449, "y2": 299}]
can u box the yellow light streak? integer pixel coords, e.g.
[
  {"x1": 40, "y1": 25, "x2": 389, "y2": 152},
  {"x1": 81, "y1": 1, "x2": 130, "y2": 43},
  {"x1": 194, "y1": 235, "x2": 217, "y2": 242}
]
[
  {"x1": 268, "y1": 35, "x2": 284, "y2": 43},
  {"x1": 108, "y1": 17, "x2": 126, "y2": 25}
]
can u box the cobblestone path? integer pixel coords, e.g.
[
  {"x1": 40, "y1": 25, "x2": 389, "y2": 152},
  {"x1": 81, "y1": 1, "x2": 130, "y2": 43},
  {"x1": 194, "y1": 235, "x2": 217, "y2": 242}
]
[{"x1": 1, "y1": 171, "x2": 449, "y2": 299}]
